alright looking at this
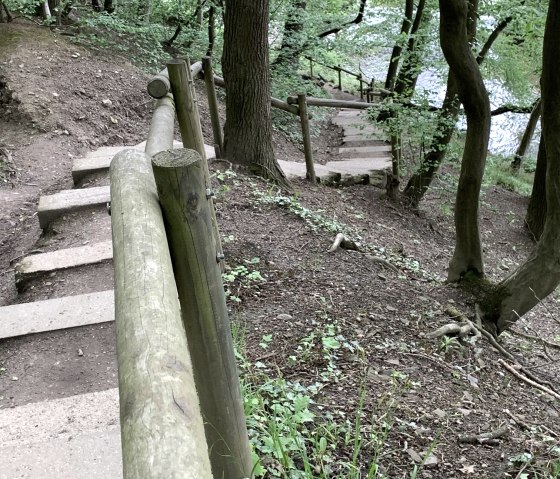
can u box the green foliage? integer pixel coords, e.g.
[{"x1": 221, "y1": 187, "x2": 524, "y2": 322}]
[
  {"x1": 483, "y1": 153, "x2": 534, "y2": 196},
  {"x1": 222, "y1": 257, "x2": 265, "y2": 304}
]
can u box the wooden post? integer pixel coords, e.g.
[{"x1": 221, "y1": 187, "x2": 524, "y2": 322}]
[
  {"x1": 202, "y1": 56, "x2": 223, "y2": 158},
  {"x1": 166, "y1": 58, "x2": 224, "y2": 271},
  {"x1": 145, "y1": 94, "x2": 175, "y2": 157},
  {"x1": 310, "y1": 57, "x2": 313, "y2": 77},
  {"x1": 110, "y1": 150, "x2": 212, "y2": 479},
  {"x1": 297, "y1": 94, "x2": 316, "y2": 183},
  {"x1": 359, "y1": 75, "x2": 364, "y2": 100},
  {"x1": 337, "y1": 65, "x2": 342, "y2": 90},
  {"x1": 147, "y1": 62, "x2": 203, "y2": 99},
  {"x1": 151, "y1": 148, "x2": 253, "y2": 479}
]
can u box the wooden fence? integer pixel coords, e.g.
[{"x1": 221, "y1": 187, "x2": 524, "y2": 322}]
[
  {"x1": 111, "y1": 59, "x2": 253, "y2": 479},
  {"x1": 146, "y1": 57, "x2": 389, "y2": 185}
]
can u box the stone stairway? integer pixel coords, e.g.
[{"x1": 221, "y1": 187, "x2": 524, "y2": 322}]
[
  {"x1": 0, "y1": 114, "x2": 389, "y2": 477},
  {"x1": 0, "y1": 140, "x2": 214, "y2": 478},
  {"x1": 280, "y1": 108, "x2": 392, "y2": 186}
]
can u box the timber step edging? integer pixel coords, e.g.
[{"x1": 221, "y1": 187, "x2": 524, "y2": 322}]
[
  {"x1": 72, "y1": 142, "x2": 216, "y2": 184},
  {"x1": 38, "y1": 186, "x2": 110, "y2": 229},
  {"x1": 0, "y1": 290, "x2": 114, "y2": 340},
  {"x1": 14, "y1": 240, "x2": 113, "y2": 288}
]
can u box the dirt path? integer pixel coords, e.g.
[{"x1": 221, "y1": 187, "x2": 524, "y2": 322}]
[{"x1": 1, "y1": 20, "x2": 559, "y2": 479}]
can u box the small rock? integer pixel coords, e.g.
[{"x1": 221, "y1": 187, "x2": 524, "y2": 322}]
[
  {"x1": 71, "y1": 52, "x2": 80, "y2": 58},
  {"x1": 433, "y1": 408, "x2": 446, "y2": 418},
  {"x1": 406, "y1": 449, "x2": 422, "y2": 463},
  {"x1": 102, "y1": 99, "x2": 112, "y2": 107},
  {"x1": 110, "y1": 116, "x2": 118, "y2": 124},
  {"x1": 458, "y1": 408, "x2": 472, "y2": 416},
  {"x1": 276, "y1": 313, "x2": 293, "y2": 321},
  {"x1": 52, "y1": 92, "x2": 59, "y2": 98},
  {"x1": 11, "y1": 376, "x2": 18, "y2": 381},
  {"x1": 424, "y1": 454, "x2": 439, "y2": 467},
  {"x1": 78, "y1": 349, "x2": 84, "y2": 356}
]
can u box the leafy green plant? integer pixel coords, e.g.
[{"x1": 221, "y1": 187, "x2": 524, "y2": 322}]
[{"x1": 222, "y1": 258, "x2": 265, "y2": 303}]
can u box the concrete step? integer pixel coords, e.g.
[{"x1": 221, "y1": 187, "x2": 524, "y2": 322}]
[
  {"x1": 0, "y1": 290, "x2": 114, "y2": 340},
  {"x1": 331, "y1": 117, "x2": 370, "y2": 126},
  {"x1": 337, "y1": 145, "x2": 391, "y2": 159},
  {"x1": 342, "y1": 134, "x2": 385, "y2": 144},
  {"x1": 278, "y1": 160, "x2": 340, "y2": 184},
  {"x1": 38, "y1": 186, "x2": 110, "y2": 229},
  {"x1": 73, "y1": 142, "x2": 216, "y2": 184},
  {"x1": 341, "y1": 126, "x2": 380, "y2": 137},
  {"x1": 0, "y1": 389, "x2": 122, "y2": 479},
  {"x1": 14, "y1": 241, "x2": 113, "y2": 289}
]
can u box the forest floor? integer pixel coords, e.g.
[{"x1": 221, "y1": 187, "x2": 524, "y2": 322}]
[{"x1": 1, "y1": 19, "x2": 559, "y2": 479}]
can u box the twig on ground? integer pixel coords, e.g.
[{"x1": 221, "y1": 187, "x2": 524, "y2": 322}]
[
  {"x1": 498, "y1": 359, "x2": 560, "y2": 401},
  {"x1": 503, "y1": 409, "x2": 531, "y2": 431},
  {"x1": 458, "y1": 426, "x2": 509, "y2": 445},
  {"x1": 509, "y1": 329, "x2": 560, "y2": 351}
]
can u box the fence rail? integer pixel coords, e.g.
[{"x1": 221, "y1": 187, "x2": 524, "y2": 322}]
[{"x1": 111, "y1": 59, "x2": 253, "y2": 479}]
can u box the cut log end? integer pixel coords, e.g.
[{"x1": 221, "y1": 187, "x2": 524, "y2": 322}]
[{"x1": 153, "y1": 148, "x2": 202, "y2": 168}]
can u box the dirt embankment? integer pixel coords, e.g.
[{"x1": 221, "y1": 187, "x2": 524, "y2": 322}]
[{"x1": 0, "y1": 19, "x2": 559, "y2": 479}]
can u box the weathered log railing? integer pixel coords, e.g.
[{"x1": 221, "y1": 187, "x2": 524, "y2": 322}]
[
  {"x1": 146, "y1": 56, "x2": 385, "y2": 185},
  {"x1": 305, "y1": 55, "x2": 376, "y2": 101},
  {"x1": 111, "y1": 59, "x2": 253, "y2": 478}
]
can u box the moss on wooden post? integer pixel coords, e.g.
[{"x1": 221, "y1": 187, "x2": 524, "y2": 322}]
[
  {"x1": 151, "y1": 148, "x2": 253, "y2": 479},
  {"x1": 110, "y1": 149, "x2": 212, "y2": 479},
  {"x1": 297, "y1": 94, "x2": 316, "y2": 183},
  {"x1": 202, "y1": 56, "x2": 224, "y2": 158}
]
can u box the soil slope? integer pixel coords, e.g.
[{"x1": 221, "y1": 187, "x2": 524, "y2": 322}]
[{"x1": 0, "y1": 20, "x2": 559, "y2": 479}]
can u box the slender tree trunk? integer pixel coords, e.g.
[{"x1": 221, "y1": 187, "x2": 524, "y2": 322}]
[
  {"x1": 222, "y1": 0, "x2": 289, "y2": 187},
  {"x1": 403, "y1": 73, "x2": 460, "y2": 207},
  {"x1": 384, "y1": 0, "x2": 414, "y2": 92},
  {"x1": 404, "y1": 6, "x2": 510, "y2": 206},
  {"x1": 394, "y1": 0, "x2": 427, "y2": 98},
  {"x1": 440, "y1": 0, "x2": 491, "y2": 282},
  {"x1": 525, "y1": 135, "x2": 547, "y2": 240},
  {"x1": 206, "y1": 3, "x2": 215, "y2": 57},
  {"x1": 272, "y1": 1, "x2": 307, "y2": 71},
  {"x1": 482, "y1": 0, "x2": 560, "y2": 335},
  {"x1": 317, "y1": 0, "x2": 367, "y2": 38},
  {"x1": 511, "y1": 98, "x2": 541, "y2": 172}
]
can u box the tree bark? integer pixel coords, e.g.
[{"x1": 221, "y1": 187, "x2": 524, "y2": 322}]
[
  {"x1": 206, "y1": 2, "x2": 216, "y2": 57},
  {"x1": 525, "y1": 135, "x2": 546, "y2": 240},
  {"x1": 272, "y1": 1, "x2": 307, "y2": 71},
  {"x1": 317, "y1": 0, "x2": 367, "y2": 38},
  {"x1": 222, "y1": 0, "x2": 289, "y2": 187},
  {"x1": 482, "y1": 0, "x2": 560, "y2": 334},
  {"x1": 511, "y1": 98, "x2": 541, "y2": 172},
  {"x1": 440, "y1": 0, "x2": 491, "y2": 282},
  {"x1": 384, "y1": 0, "x2": 414, "y2": 92},
  {"x1": 403, "y1": 5, "x2": 508, "y2": 207},
  {"x1": 394, "y1": 0, "x2": 428, "y2": 98}
]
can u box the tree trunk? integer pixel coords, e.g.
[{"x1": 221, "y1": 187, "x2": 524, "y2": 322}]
[
  {"x1": 317, "y1": 0, "x2": 367, "y2": 38},
  {"x1": 222, "y1": 0, "x2": 289, "y2": 187},
  {"x1": 511, "y1": 98, "x2": 541, "y2": 172},
  {"x1": 272, "y1": 1, "x2": 307, "y2": 71},
  {"x1": 482, "y1": 0, "x2": 560, "y2": 335},
  {"x1": 440, "y1": 0, "x2": 491, "y2": 282},
  {"x1": 525, "y1": 135, "x2": 547, "y2": 240},
  {"x1": 384, "y1": 0, "x2": 414, "y2": 92},
  {"x1": 403, "y1": 73, "x2": 460, "y2": 207},
  {"x1": 394, "y1": 0, "x2": 427, "y2": 98},
  {"x1": 403, "y1": 3, "x2": 509, "y2": 207},
  {"x1": 206, "y1": 2, "x2": 216, "y2": 57}
]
